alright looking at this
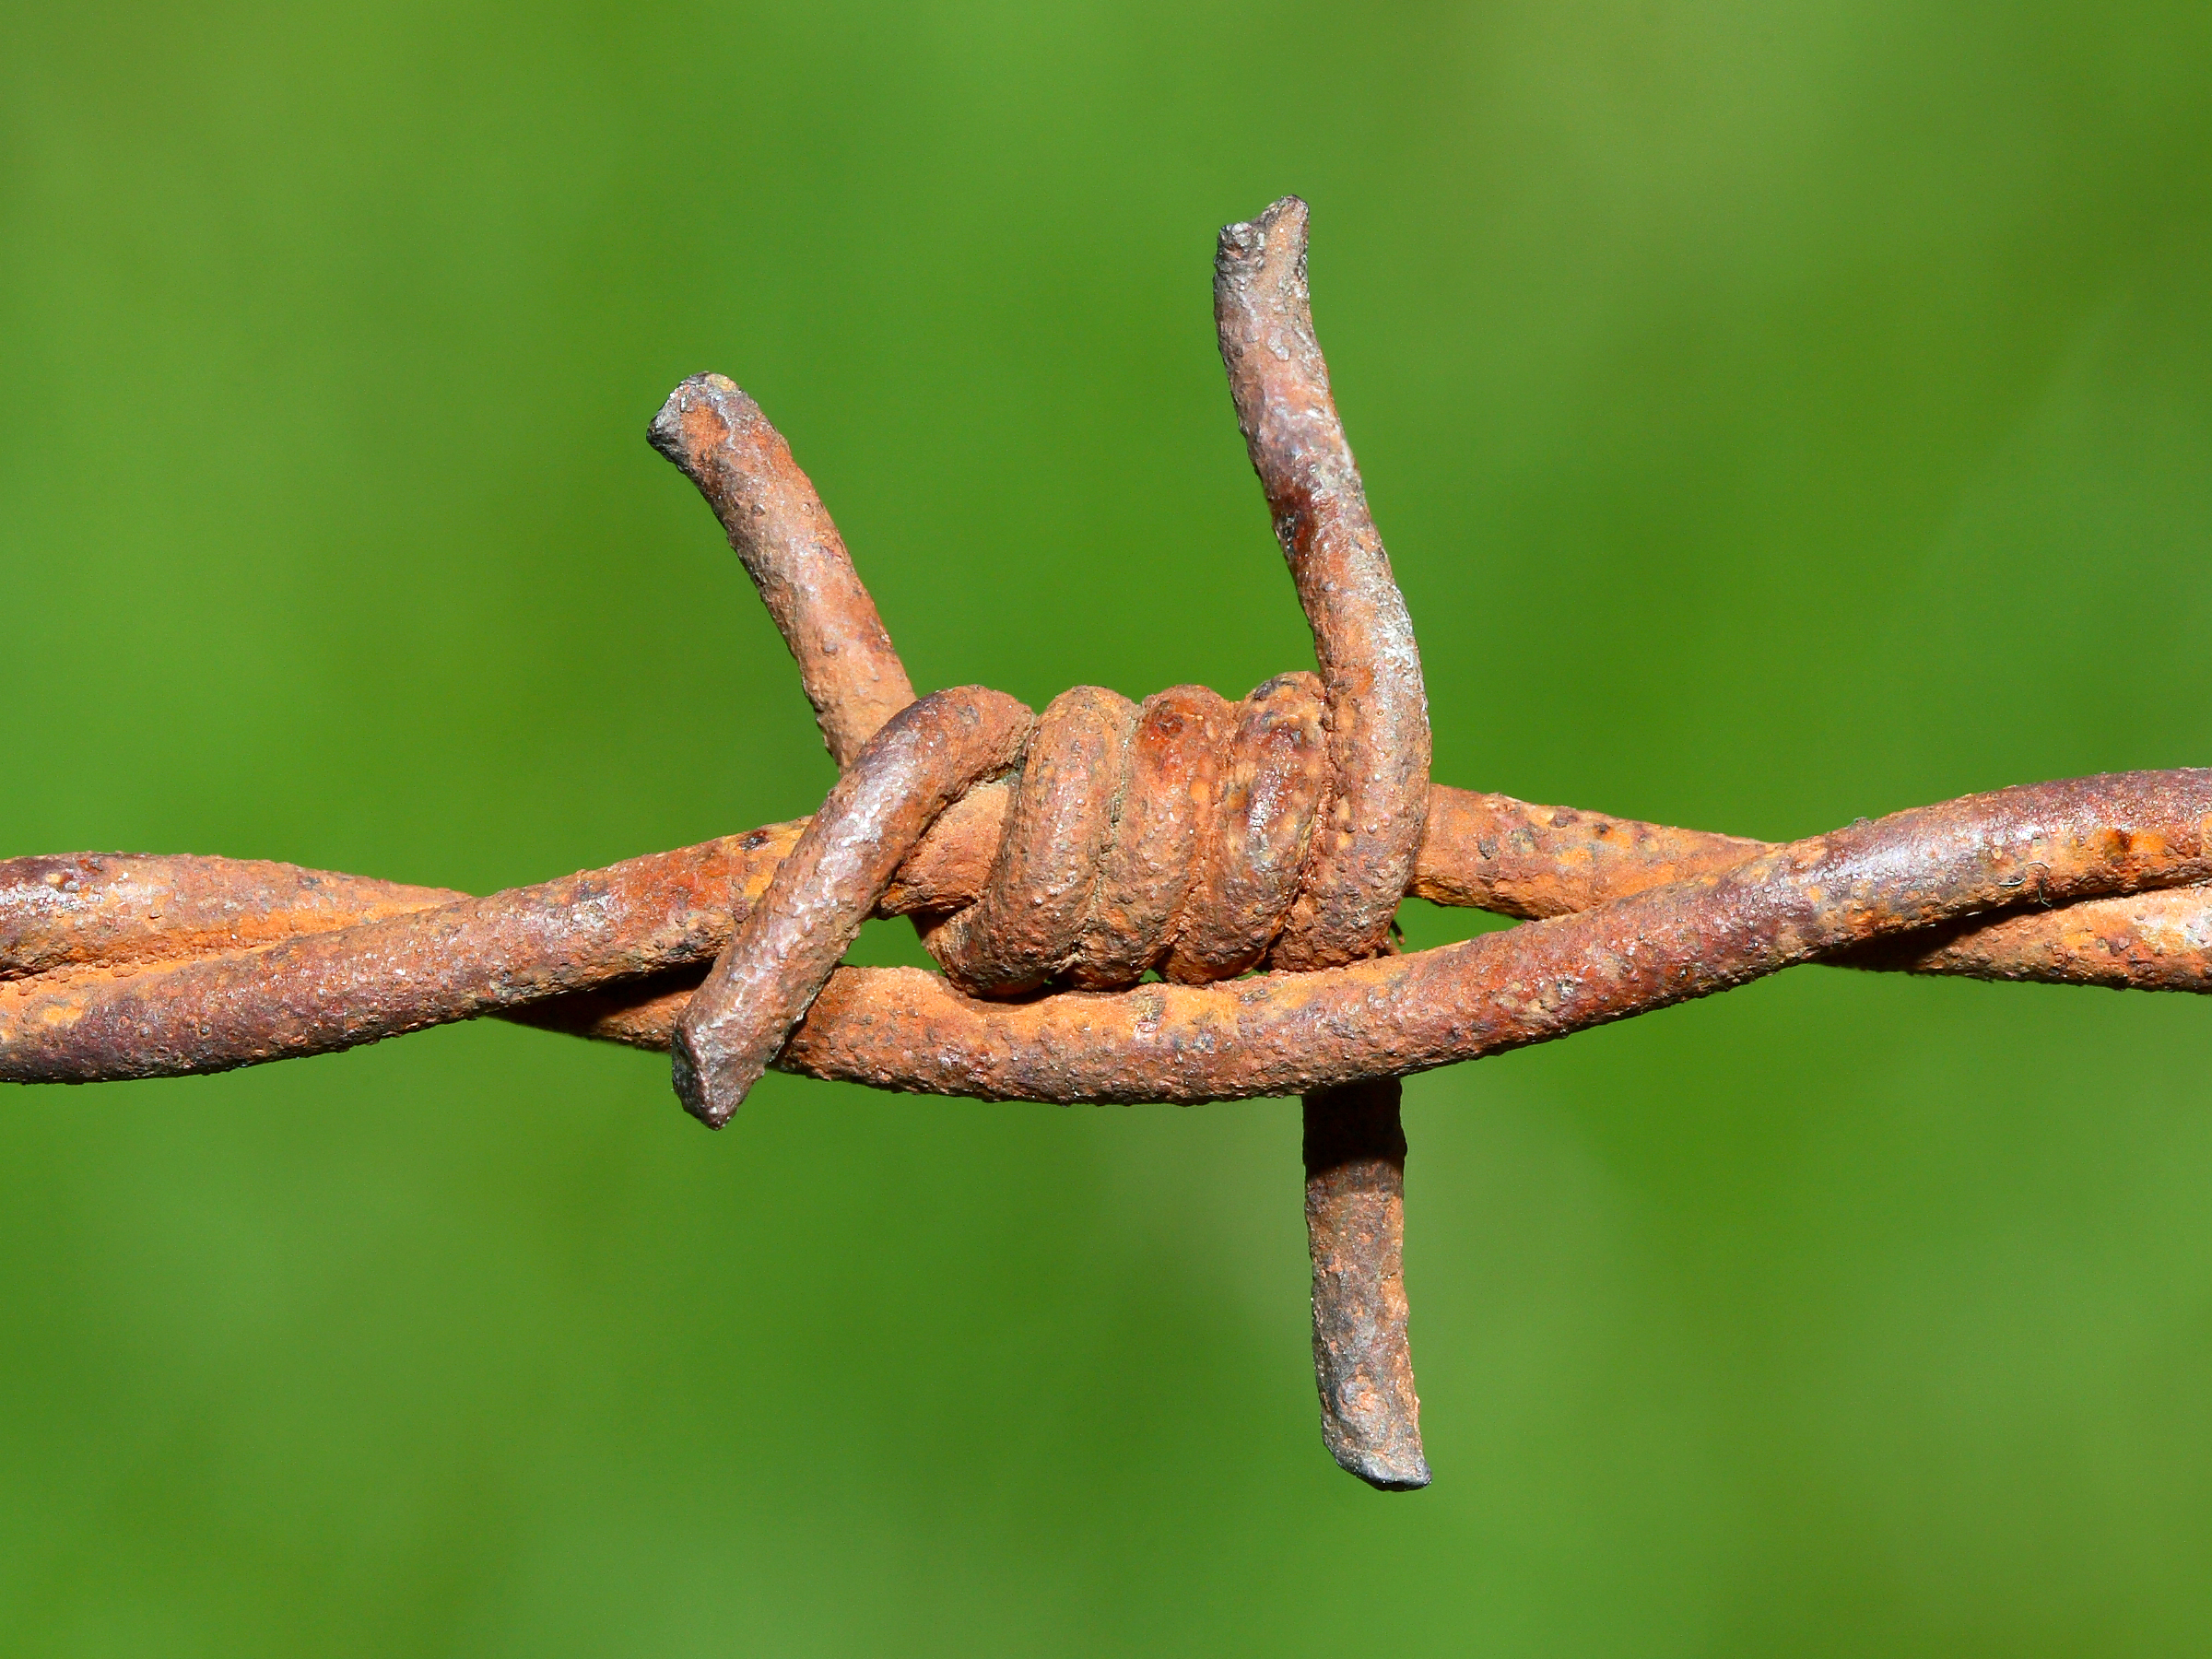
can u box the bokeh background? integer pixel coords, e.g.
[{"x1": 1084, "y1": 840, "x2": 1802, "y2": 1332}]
[{"x1": 7, "y1": 1, "x2": 2212, "y2": 1652}]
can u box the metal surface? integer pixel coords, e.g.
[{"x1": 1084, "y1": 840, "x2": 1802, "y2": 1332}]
[
  {"x1": 14, "y1": 793, "x2": 2209, "y2": 1020},
  {"x1": 650, "y1": 372, "x2": 916, "y2": 770},
  {"x1": 6, "y1": 197, "x2": 2208, "y2": 1494},
  {"x1": 1217, "y1": 199, "x2": 1436, "y2": 1487},
  {"x1": 1216, "y1": 197, "x2": 1430, "y2": 975},
  {"x1": 1303, "y1": 1079, "x2": 1427, "y2": 1491},
  {"x1": 672, "y1": 688, "x2": 1031, "y2": 1126}
]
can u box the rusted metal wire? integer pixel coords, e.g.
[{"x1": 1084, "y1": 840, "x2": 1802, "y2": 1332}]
[
  {"x1": 649, "y1": 372, "x2": 916, "y2": 770},
  {"x1": 1217, "y1": 197, "x2": 1435, "y2": 1487},
  {"x1": 671, "y1": 686, "x2": 1032, "y2": 1127},
  {"x1": 6, "y1": 197, "x2": 2209, "y2": 1494}
]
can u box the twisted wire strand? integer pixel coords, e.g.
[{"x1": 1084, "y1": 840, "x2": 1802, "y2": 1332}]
[{"x1": 9, "y1": 779, "x2": 2212, "y2": 1081}]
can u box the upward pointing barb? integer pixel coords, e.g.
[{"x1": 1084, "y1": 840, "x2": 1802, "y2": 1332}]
[
  {"x1": 1215, "y1": 196, "x2": 1431, "y2": 973},
  {"x1": 650, "y1": 373, "x2": 916, "y2": 770}
]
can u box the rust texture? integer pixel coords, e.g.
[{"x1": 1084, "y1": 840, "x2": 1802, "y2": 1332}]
[
  {"x1": 763, "y1": 771, "x2": 2212, "y2": 1100},
  {"x1": 15, "y1": 793, "x2": 2206, "y2": 1009},
  {"x1": 1303, "y1": 1080, "x2": 1426, "y2": 1490},
  {"x1": 1301, "y1": 1071, "x2": 1425, "y2": 1488},
  {"x1": 1216, "y1": 196, "x2": 1429, "y2": 974},
  {"x1": 650, "y1": 373, "x2": 915, "y2": 769},
  {"x1": 6, "y1": 196, "x2": 2210, "y2": 1494},
  {"x1": 1217, "y1": 198, "x2": 1434, "y2": 1487},
  {"x1": 0, "y1": 853, "x2": 457, "y2": 980},
  {"x1": 0, "y1": 831, "x2": 798, "y2": 1082},
  {"x1": 924, "y1": 685, "x2": 1142, "y2": 995},
  {"x1": 16, "y1": 782, "x2": 2206, "y2": 1080},
  {"x1": 673, "y1": 688, "x2": 1031, "y2": 1126}
]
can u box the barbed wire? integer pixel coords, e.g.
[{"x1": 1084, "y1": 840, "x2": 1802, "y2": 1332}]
[{"x1": 6, "y1": 198, "x2": 2209, "y2": 1491}]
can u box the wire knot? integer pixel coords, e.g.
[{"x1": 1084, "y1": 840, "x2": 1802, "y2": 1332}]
[{"x1": 924, "y1": 673, "x2": 1337, "y2": 995}]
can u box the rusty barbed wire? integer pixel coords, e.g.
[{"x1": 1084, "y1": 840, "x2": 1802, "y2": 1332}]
[{"x1": 6, "y1": 198, "x2": 2211, "y2": 1493}]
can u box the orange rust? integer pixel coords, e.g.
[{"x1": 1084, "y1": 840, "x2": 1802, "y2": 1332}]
[
  {"x1": 650, "y1": 375, "x2": 915, "y2": 770},
  {"x1": 1213, "y1": 199, "x2": 1438, "y2": 1488},
  {"x1": 673, "y1": 688, "x2": 1032, "y2": 1126},
  {"x1": 13, "y1": 784, "x2": 2212, "y2": 1054}
]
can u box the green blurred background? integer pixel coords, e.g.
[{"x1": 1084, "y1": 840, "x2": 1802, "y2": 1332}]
[{"x1": 6, "y1": 0, "x2": 2212, "y2": 1652}]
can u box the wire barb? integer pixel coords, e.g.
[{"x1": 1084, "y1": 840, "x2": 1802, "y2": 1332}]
[{"x1": 1217, "y1": 196, "x2": 1435, "y2": 1488}]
